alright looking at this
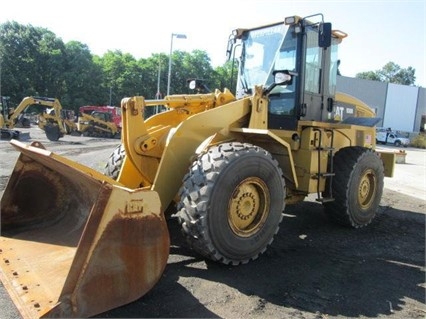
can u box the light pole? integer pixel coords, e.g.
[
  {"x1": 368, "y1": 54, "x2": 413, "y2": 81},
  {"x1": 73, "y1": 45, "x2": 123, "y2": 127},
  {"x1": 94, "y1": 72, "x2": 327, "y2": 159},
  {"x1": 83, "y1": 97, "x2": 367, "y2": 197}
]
[
  {"x1": 156, "y1": 61, "x2": 161, "y2": 100},
  {"x1": 155, "y1": 61, "x2": 161, "y2": 114},
  {"x1": 167, "y1": 33, "x2": 187, "y2": 96}
]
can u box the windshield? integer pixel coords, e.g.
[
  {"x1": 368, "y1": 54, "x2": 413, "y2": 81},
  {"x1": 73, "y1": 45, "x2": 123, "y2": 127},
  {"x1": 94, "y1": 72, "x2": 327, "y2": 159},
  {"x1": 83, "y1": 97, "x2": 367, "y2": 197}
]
[{"x1": 238, "y1": 23, "x2": 297, "y2": 94}]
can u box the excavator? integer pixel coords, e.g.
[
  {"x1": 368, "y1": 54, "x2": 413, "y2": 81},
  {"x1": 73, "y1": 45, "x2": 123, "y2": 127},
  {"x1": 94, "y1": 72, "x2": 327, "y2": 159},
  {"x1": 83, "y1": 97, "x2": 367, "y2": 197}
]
[
  {"x1": 0, "y1": 14, "x2": 395, "y2": 318},
  {"x1": 0, "y1": 96, "x2": 78, "y2": 141},
  {"x1": 0, "y1": 96, "x2": 32, "y2": 139}
]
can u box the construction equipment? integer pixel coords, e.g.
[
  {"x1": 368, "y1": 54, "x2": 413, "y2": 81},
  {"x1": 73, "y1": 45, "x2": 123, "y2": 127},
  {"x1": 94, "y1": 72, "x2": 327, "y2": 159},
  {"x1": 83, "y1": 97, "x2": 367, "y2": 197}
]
[
  {"x1": 77, "y1": 106, "x2": 121, "y2": 138},
  {"x1": 79, "y1": 105, "x2": 122, "y2": 128},
  {"x1": 0, "y1": 95, "x2": 78, "y2": 141},
  {"x1": 36, "y1": 97, "x2": 79, "y2": 141},
  {"x1": 0, "y1": 14, "x2": 396, "y2": 318},
  {"x1": 1, "y1": 96, "x2": 32, "y2": 139},
  {"x1": 0, "y1": 96, "x2": 32, "y2": 128}
]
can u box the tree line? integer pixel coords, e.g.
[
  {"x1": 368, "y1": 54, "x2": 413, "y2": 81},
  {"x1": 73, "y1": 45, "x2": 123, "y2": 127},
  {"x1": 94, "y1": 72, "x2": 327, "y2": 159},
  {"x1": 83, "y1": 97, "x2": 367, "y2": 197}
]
[
  {"x1": 0, "y1": 21, "x2": 417, "y2": 113},
  {"x1": 355, "y1": 61, "x2": 416, "y2": 86},
  {"x1": 0, "y1": 21, "x2": 235, "y2": 112}
]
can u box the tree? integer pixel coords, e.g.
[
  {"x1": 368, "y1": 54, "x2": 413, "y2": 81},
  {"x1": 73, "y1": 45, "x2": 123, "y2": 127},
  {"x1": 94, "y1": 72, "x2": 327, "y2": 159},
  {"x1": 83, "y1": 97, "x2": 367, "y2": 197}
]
[
  {"x1": 0, "y1": 21, "x2": 235, "y2": 110},
  {"x1": 181, "y1": 50, "x2": 215, "y2": 91},
  {"x1": 0, "y1": 21, "x2": 69, "y2": 104},
  {"x1": 212, "y1": 59, "x2": 238, "y2": 93},
  {"x1": 95, "y1": 50, "x2": 145, "y2": 106},
  {"x1": 356, "y1": 62, "x2": 416, "y2": 86},
  {"x1": 61, "y1": 41, "x2": 104, "y2": 110}
]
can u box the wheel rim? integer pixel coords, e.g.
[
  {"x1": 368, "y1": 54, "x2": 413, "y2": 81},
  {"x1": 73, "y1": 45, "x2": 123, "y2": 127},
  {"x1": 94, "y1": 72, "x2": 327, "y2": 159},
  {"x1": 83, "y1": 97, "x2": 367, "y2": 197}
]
[
  {"x1": 228, "y1": 177, "x2": 270, "y2": 237},
  {"x1": 358, "y1": 169, "x2": 377, "y2": 209}
]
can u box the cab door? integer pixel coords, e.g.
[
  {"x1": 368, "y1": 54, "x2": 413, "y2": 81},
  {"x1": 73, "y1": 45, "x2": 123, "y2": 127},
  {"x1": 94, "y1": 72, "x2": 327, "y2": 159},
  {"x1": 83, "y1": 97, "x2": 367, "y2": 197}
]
[{"x1": 299, "y1": 23, "x2": 338, "y2": 123}]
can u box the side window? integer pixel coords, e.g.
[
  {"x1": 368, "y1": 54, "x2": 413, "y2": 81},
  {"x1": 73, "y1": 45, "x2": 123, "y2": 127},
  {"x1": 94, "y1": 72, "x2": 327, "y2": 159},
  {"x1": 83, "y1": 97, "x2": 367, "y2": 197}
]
[
  {"x1": 304, "y1": 29, "x2": 322, "y2": 93},
  {"x1": 329, "y1": 40, "x2": 339, "y2": 95}
]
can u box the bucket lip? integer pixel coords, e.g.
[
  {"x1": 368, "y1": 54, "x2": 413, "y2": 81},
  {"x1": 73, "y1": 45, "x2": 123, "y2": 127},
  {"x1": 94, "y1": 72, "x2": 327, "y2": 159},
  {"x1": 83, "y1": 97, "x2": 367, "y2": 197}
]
[
  {"x1": 10, "y1": 139, "x2": 51, "y2": 156},
  {"x1": 9, "y1": 139, "x2": 121, "y2": 187}
]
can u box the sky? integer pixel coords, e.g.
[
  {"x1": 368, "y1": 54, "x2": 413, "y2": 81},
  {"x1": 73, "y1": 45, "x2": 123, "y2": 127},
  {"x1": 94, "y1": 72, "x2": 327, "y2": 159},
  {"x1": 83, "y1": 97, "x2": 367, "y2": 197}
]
[{"x1": 1, "y1": 0, "x2": 425, "y2": 87}]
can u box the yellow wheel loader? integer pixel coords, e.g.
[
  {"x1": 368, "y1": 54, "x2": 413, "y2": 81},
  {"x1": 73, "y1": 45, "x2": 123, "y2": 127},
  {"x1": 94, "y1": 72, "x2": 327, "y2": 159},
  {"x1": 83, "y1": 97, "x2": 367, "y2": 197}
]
[{"x1": 0, "y1": 14, "x2": 395, "y2": 318}]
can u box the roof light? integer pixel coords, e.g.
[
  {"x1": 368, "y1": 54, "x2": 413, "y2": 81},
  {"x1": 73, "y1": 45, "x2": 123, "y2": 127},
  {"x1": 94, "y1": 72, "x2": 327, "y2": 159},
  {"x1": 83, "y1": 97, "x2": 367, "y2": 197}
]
[{"x1": 285, "y1": 16, "x2": 296, "y2": 25}]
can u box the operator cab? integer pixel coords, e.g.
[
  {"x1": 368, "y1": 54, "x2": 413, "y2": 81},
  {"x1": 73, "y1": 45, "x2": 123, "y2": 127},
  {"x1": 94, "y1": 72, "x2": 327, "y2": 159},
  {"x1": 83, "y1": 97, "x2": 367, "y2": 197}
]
[{"x1": 228, "y1": 14, "x2": 347, "y2": 130}]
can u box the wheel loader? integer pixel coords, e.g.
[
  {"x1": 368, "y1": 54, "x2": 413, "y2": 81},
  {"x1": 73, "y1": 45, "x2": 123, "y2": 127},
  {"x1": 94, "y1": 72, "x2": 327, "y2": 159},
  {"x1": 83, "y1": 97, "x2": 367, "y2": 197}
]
[{"x1": 0, "y1": 14, "x2": 396, "y2": 319}]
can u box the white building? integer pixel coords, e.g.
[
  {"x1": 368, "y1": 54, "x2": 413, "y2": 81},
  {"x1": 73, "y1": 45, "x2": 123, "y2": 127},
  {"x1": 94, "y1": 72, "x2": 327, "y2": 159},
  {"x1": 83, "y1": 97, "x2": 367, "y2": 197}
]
[{"x1": 337, "y1": 76, "x2": 426, "y2": 133}]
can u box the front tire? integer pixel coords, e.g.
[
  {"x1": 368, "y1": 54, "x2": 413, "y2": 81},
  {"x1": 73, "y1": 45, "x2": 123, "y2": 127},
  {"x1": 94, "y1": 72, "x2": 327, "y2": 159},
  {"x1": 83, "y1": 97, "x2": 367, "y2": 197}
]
[
  {"x1": 177, "y1": 142, "x2": 285, "y2": 265},
  {"x1": 104, "y1": 144, "x2": 125, "y2": 180},
  {"x1": 44, "y1": 124, "x2": 61, "y2": 141},
  {"x1": 323, "y1": 147, "x2": 384, "y2": 228}
]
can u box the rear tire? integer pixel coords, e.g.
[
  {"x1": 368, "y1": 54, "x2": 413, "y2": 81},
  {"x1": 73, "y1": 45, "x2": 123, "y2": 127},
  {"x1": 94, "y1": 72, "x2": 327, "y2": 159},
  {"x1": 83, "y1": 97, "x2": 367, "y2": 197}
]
[
  {"x1": 323, "y1": 147, "x2": 384, "y2": 228},
  {"x1": 177, "y1": 142, "x2": 285, "y2": 265}
]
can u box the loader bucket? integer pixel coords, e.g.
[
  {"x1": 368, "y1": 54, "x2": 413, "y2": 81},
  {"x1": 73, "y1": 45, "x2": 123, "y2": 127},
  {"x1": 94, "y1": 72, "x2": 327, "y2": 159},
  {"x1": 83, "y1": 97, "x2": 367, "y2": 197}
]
[{"x1": 0, "y1": 140, "x2": 170, "y2": 318}]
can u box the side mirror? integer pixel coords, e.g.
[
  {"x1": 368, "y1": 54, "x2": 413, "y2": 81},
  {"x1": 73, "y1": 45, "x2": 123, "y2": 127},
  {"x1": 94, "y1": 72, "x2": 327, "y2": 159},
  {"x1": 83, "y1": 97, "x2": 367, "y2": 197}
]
[
  {"x1": 319, "y1": 22, "x2": 332, "y2": 48},
  {"x1": 264, "y1": 70, "x2": 297, "y2": 94},
  {"x1": 273, "y1": 71, "x2": 292, "y2": 86},
  {"x1": 273, "y1": 70, "x2": 297, "y2": 86},
  {"x1": 187, "y1": 78, "x2": 211, "y2": 93},
  {"x1": 187, "y1": 79, "x2": 197, "y2": 90}
]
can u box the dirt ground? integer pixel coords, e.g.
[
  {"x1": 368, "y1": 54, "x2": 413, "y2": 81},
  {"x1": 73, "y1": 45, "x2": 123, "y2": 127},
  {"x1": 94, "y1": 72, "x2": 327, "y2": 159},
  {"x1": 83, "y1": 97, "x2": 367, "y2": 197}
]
[{"x1": 0, "y1": 127, "x2": 425, "y2": 319}]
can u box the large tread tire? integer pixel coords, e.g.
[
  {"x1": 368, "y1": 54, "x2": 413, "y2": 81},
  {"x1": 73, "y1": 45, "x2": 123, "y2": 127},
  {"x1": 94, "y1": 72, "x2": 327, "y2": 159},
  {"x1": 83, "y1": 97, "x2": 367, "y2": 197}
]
[
  {"x1": 44, "y1": 124, "x2": 61, "y2": 141},
  {"x1": 104, "y1": 144, "x2": 125, "y2": 180},
  {"x1": 176, "y1": 142, "x2": 286, "y2": 265},
  {"x1": 323, "y1": 146, "x2": 384, "y2": 228}
]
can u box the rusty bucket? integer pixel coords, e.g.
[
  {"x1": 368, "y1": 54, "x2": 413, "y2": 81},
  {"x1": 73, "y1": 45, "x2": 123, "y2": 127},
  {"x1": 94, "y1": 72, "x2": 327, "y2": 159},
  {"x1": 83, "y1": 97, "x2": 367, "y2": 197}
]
[{"x1": 0, "y1": 140, "x2": 170, "y2": 318}]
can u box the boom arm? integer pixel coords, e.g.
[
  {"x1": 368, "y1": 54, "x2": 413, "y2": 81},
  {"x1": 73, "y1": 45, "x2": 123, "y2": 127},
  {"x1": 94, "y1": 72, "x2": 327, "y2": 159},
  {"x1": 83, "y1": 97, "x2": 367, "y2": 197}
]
[{"x1": 5, "y1": 97, "x2": 61, "y2": 128}]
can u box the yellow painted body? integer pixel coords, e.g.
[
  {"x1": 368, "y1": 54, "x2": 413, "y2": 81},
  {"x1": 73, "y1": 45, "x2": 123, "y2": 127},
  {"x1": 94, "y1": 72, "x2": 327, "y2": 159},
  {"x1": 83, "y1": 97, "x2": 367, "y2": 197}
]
[
  {"x1": 335, "y1": 92, "x2": 376, "y2": 118},
  {"x1": 118, "y1": 89, "x2": 394, "y2": 207}
]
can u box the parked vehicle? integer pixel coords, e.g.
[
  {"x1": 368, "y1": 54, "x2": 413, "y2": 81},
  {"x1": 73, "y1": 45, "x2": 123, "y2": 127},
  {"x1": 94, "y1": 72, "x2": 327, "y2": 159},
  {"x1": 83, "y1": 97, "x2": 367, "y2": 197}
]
[
  {"x1": 376, "y1": 130, "x2": 410, "y2": 147},
  {"x1": 0, "y1": 14, "x2": 395, "y2": 319}
]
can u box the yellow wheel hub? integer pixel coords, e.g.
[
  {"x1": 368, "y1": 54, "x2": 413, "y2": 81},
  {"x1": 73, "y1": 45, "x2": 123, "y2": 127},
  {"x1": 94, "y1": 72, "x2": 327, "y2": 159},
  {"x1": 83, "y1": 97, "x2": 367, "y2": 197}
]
[
  {"x1": 358, "y1": 169, "x2": 376, "y2": 209},
  {"x1": 228, "y1": 177, "x2": 270, "y2": 237}
]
